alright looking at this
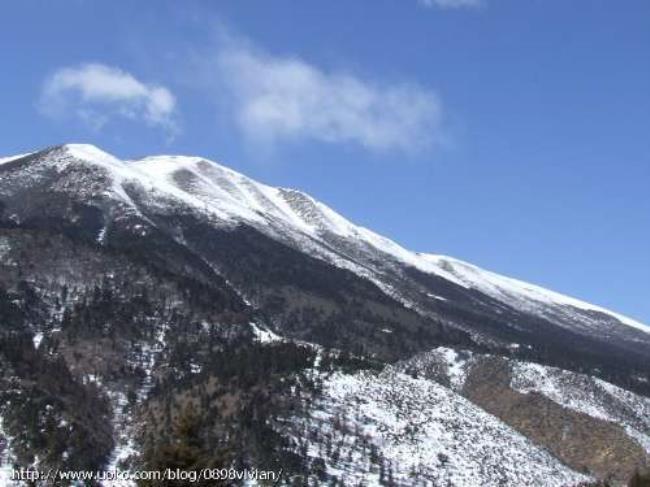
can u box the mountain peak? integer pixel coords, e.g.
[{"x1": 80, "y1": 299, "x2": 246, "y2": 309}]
[{"x1": 59, "y1": 143, "x2": 121, "y2": 164}]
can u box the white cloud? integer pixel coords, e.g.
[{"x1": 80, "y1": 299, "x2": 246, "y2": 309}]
[
  {"x1": 40, "y1": 63, "x2": 177, "y2": 134},
  {"x1": 215, "y1": 42, "x2": 444, "y2": 153},
  {"x1": 419, "y1": 0, "x2": 482, "y2": 9}
]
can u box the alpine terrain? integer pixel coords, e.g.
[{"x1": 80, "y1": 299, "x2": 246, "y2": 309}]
[{"x1": 0, "y1": 144, "x2": 648, "y2": 486}]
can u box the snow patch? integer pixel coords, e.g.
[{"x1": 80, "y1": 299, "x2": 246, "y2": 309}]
[
  {"x1": 97, "y1": 225, "x2": 107, "y2": 244},
  {"x1": 438, "y1": 347, "x2": 470, "y2": 390},
  {"x1": 426, "y1": 293, "x2": 447, "y2": 301},
  {"x1": 104, "y1": 391, "x2": 138, "y2": 486},
  {"x1": 250, "y1": 323, "x2": 282, "y2": 343},
  {"x1": 32, "y1": 333, "x2": 43, "y2": 349},
  {"x1": 0, "y1": 415, "x2": 16, "y2": 485}
]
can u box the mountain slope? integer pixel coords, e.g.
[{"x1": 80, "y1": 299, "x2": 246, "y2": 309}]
[
  {"x1": 3, "y1": 145, "x2": 647, "y2": 380},
  {"x1": 283, "y1": 364, "x2": 590, "y2": 486},
  {"x1": 0, "y1": 143, "x2": 648, "y2": 485},
  {"x1": 399, "y1": 347, "x2": 650, "y2": 482}
]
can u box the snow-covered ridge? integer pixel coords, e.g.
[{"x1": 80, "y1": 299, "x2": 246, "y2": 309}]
[
  {"x1": 419, "y1": 254, "x2": 649, "y2": 334},
  {"x1": 4, "y1": 144, "x2": 471, "y2": 284},
  {"x1": 0, "y1": 152, "x2": 33, "y2": 166},
  {"x1": 3, "y1": 144, "x2": 648, "y2": 338}
]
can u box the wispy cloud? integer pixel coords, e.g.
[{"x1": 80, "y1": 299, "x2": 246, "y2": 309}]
[
  {"x1": 39, "y1": 63, "x2": 177, "y2": 135},
  {"x1": 419, "y1": 0, "x2": 482, "y2": 9},
  {"x1": 213, "y1": 40, "x2": 444, "y2": 153}
]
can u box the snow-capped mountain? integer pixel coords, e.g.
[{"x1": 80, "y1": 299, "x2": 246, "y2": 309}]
[{"x1": 0, "y1": 144, "x2": 648, "y2": 485}]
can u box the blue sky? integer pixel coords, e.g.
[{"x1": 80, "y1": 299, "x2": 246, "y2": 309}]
[{"x1": 1, "y1": 1, "x2": 649, "y2": 324}]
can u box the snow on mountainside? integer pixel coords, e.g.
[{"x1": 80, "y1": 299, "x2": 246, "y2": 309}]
[
  {"x1": 0, "y1": 153, "x2": 33, "y2": 166},
  {"x1": 285, "y1": 367, "x2": 590, "y2": 486},
  {"x1": 127, "y1": 149, "x2": 466, "y2": 284},
  {"x1": 419, "y1": 254, "x2": 649, "y2": 335},
  {"x1": 2, "y1": 143, "x2": 646, "y2": 342},
  {"x1": 511, "y1": 361, "x2": 650, "y2": 452},
  {"x1": 404, "y1": 346, "x2": 650, "y2": 455},
  {"x1": 0, "y1": 415, "x2": 16, "y2": 485}
]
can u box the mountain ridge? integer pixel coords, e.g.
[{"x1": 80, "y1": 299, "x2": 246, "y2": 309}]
[
  {"x1": 3, "y1": 143, "x2": 646, "y2": 336},
  {"x1": 1, "y1": 143, "x2": 649, "y2": 485}
]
